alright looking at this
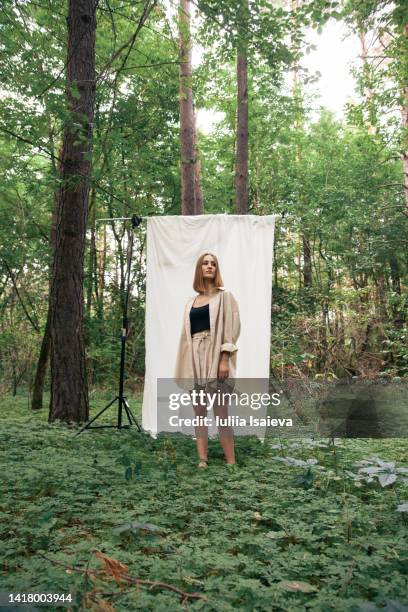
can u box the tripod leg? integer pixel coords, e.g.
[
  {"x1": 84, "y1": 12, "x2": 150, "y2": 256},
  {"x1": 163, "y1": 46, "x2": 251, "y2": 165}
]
[
  {"x1": 123, "y1": 399, "x2": 133, "y2": 425},
  {"x1": 75, "y1": 397, "x2": 118, "y2": 435},
  {"x1": 123, "y1": 397, "x2": 142, "y2": 431}
]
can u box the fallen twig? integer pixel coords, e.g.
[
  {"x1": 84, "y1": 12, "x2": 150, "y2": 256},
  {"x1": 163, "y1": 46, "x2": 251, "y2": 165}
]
[{"x1": 39, "y1": 551, "x2": 207, "y2": 603}]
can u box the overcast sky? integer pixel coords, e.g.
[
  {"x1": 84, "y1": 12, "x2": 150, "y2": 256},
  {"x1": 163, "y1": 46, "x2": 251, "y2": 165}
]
[
  {"x1": 305, "y1": 19, "x2": 360, "y2": 117},
  {"x1": 195, "y1": 17, "x2": 361, "y2": 132}
]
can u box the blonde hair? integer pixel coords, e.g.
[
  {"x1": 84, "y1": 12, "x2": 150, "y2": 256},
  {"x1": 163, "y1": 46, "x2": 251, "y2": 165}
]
[{"x1": 193, "y1": 253, "x2": 223, "y2": 293}]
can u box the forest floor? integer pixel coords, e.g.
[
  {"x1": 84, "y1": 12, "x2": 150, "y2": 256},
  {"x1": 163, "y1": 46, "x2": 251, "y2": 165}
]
[{"x1": 1, "y1": 392, "x2": 408, "y2": 611}]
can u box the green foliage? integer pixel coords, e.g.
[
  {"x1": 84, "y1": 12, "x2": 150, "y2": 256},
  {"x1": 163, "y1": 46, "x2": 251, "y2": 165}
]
[
  {"x1": 0, "y1": 1, "x2": 180, "y2": 391},
  {"x1": 197, "y1": 0, "x2": 296, "y2": 70},
  {"x1": 1, "y1": 397, "x2": 408, "y2": 610},
  {"x1": 0, "y1": 0, "x2": 407, "y2": 389}
]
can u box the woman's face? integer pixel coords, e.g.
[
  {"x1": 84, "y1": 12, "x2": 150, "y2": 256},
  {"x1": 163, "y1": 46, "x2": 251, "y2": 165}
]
[{"x1": 201, "y1": 255, "x2": 217, "y2": 281}]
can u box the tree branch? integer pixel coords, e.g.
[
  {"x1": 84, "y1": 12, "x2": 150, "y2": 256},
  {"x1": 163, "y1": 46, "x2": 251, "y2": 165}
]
[
  {"x1": 39, "y1": 552, "x2": 207, "y2": 603},
  {"x1": 96, "y1": 0, "x2": 158, "y2": 84},
  {"x1": 2, "y1": 260, "x2": 40, "y2": 333}
]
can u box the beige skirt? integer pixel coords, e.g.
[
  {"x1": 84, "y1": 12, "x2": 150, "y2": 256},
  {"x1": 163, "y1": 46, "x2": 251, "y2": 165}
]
[
  {"x1": 191, "y1": 330, "x2": 235, "y2": 394},
  {"x1": 191, "y1": 330, "x2": 213, "y2": 387}
]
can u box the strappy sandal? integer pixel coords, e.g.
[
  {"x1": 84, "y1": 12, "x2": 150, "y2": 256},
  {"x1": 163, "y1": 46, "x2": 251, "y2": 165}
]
[{"x1": 198, "y1": 460, "x2": 208, "y2": 469}]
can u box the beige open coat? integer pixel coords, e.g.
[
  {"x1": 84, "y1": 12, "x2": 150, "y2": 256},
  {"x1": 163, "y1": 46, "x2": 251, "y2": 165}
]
[{"x1": 174, "y1": 288, "x2": 240, "y2": 390}]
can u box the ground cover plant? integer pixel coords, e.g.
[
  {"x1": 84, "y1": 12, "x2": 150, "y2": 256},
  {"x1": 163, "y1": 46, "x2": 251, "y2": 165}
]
[{"x1": 1, "y1": 394, "x2": 407, "y2": 611}]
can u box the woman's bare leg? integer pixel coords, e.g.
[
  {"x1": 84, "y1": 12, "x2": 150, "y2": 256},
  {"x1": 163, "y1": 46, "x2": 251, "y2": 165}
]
[
  {"x1": 194, "y1": 403, "x2": 208, "y2": 462},
  {"x1": 213, "y1": 400, "x2": 235, "y2": 464}
]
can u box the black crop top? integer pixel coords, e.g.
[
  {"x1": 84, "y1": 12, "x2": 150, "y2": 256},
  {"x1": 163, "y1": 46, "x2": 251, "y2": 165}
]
[{"x1": 190, "y1": 303, "x2": 210, "y2": 335}]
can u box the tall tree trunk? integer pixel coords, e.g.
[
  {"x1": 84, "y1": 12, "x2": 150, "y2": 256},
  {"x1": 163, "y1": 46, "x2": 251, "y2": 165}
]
[
  {"x1": 290, "y1": 0, "x2": 312, "y2": 289},
  {"x1": 401, "y1": 23, "x2": 408, "y2": 214},
  {"x1": 49, "y1": 0, "x2": 97, "y2": 423},
  {"x1": 179, "y1": 0, "x2": 196, "y2": 215},
  {"x1": 235, "y1": 0, "x2": 249, "y2": 215}
]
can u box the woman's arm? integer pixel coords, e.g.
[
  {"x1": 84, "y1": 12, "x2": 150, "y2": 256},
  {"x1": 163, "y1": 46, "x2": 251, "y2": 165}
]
[
  {"x1": 220, "y1": 291, "x2": 240, "y2": 353},
  {"x1": 218, "y1": 292, "x2": 240, "y2": 381}
]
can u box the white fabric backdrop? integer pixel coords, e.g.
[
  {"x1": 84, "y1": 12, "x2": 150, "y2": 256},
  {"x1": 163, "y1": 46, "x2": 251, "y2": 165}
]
[{"x1": 142, "y1": 214, "x2": 278, "y2": 434}]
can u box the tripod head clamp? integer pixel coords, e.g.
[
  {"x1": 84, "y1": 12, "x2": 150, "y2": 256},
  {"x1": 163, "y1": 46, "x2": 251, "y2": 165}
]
[{"x1": 131, "y1": 215, "x2": 142, "y2": 228}]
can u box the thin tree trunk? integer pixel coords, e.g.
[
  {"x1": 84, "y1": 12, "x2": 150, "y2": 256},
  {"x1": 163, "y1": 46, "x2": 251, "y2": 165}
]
[
  {"x1": 302, "y1": 235, "x2": 312, "y2": 287},
  {"x1": 338, "y1": 300, "x2": 345, "y2": 348},
  {"x1": 235, "y1": 0, "x2": 249, "y2": 215},
  {"x1": 9, "y1": 292, "x2": 18, "y2": 396},
  {"x1": 389, "y1": 255, "x2": 401, "y2": 295},
  {"x1": 193, "y1": 111, "x2": 203, "y2": 213},
  {"x1": 31, "y1": 307, "x2": 51, "y2": 410},
  {"x1": 97, "y1": 223, "x2": 106, "y2": 322},
  {"x1": 374, "y1": 272, "x2": 388, "y2": 321},
  {"x1": 49, "y1": 0, "x2": 97, "y2": 423},
  {"x1": 86, "y1": 187, "x2": 97, "y2": 320},
  {"x1": 31, "y1": 87, "x2": 58, "y2": 410},
  {"x1": 31, "y1": 192, "x2": 58, "y2": 411},
  {"x1": 273, "y1": 242, "x2": 278, "y2": 288},
  {"x1": 320, "y1": 301, "x2": 329, "y2": 370},
  {"x1": 298, "y1": 234, "x2": 302, "y2": 291},
  {"x1": 179, "y1": 0, "x2": 195, "y2": 215},
  {"x1": 389, "y1": 255, "x2": 405, "y2": 329}
]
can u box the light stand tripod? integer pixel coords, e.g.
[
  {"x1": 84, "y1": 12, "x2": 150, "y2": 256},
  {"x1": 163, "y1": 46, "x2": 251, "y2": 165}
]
[{"x1": 77, "y1": 214, "x2": 143, "y2": 434}]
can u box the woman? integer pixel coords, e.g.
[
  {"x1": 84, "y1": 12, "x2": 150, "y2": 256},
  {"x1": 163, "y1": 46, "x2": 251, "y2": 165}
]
[{"x1": 174, "y1": 253, "x2": 240, "y2": 468}]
